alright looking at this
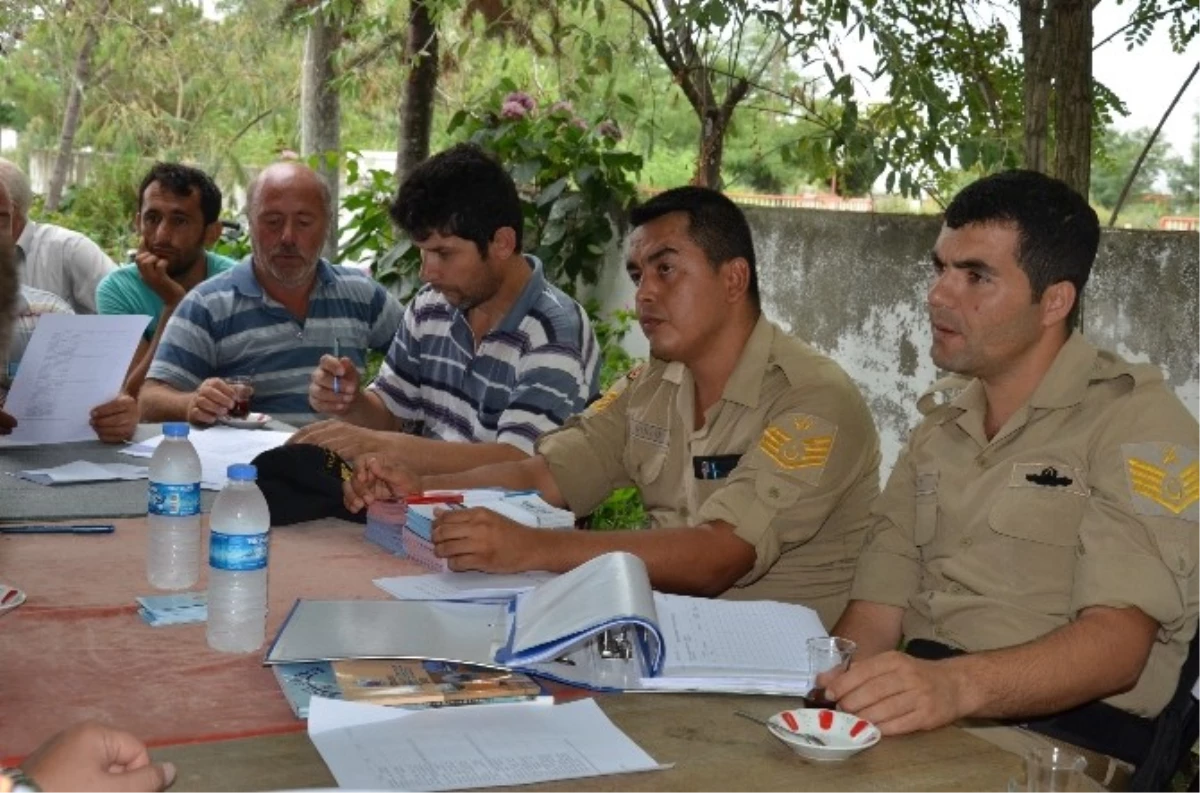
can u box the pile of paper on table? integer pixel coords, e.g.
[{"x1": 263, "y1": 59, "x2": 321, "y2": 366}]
[{"x1": 366, "y1": 489, "x2": 575, "y2": 571}]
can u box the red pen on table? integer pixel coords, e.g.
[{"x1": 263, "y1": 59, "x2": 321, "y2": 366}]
[{"x1": 405, "y1": 492, "x2": 464, "y2": 506}]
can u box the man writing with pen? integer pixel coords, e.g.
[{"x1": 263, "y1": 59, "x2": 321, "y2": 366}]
[{"x1": 340, "y1": 186, "x2": 881, "y2": 629}]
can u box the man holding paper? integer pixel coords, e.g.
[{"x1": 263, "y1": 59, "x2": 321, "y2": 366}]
[
  {"x1": 0, "y1": 178, "x2": 139, "y2": 442},
  {"x1": 345, "y1": 186, "x2": 881, "y2": 629}
]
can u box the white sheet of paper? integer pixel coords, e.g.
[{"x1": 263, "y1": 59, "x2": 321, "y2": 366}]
[
  {"x1": 120, "y1": 426, "x2": 292, "y2": 489},
  {"x1": 307, "y1": 696, "x2": 663, "y2": 791},
  {"x1": 14, "y1": 460, "x2": 149, "y2": 485},
  {"x1": 373, "y1": 571, "x2": 556, "y2": 602},
  {"x1": 0, "y1": 314, "x2": 149, "y2": 446},
  {"x1": 639, "y1": 593, "x2": 826, "y2": 694}
]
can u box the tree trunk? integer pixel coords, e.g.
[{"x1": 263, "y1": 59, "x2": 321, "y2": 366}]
[
  {"x1": 45, "y1": 0, "x2": 110, "y2": 212},
  {"x1": 396, "y1": 0, "x2": 439, "y2": 182},
  {"x1": 1052, "y1": 0, "x2": 1093, "y2": 195},
  {"x1": 1019, "y1": 0, "x2": 1053, "y2": 174},
  {"x1": 693, "y1": 109, "x2": 728, "y2": 188},
  {"x1": 301, "y1": 10, "x2": 342, "y2": 261}
]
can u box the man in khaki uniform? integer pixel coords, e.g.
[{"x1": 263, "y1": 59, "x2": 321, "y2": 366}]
[
  {"x1": 346, "y1": 186, "x2": 881, "y2": 628},
  {"x1": 822, "y1": 170, "x2": 1198, "y2": 779}
]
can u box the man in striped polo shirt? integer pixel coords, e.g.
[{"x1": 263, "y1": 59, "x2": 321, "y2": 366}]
[
  {"x1": 139, "y1": 162, "x2": 403, "y2": 427},
  {"x1": 295, "y1": 143, "x2": 599, "y2": 473}
]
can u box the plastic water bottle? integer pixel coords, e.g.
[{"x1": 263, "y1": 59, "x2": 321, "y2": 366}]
[
  {"x1": 147, "y1": 422, "x2": 202, "y2": 590},
  {"x1": 207, "y1": 464, "x2": 271, "y2": 653}
]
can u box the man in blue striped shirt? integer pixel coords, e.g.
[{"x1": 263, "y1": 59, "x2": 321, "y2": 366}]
[
  {"x1": 295, "y1": 144, "x2": 599, "y2": 473},
  {"x1": 139, "y1": 162, "x2": 402, "y2": 427}
]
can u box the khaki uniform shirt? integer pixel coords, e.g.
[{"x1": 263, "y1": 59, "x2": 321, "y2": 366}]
[
  {"x1": 852, "y1": 333, "x2": 1199, "y2": 717},
  {"x1": 537, "y1": 316, "x2": 881, "y2": 628}
]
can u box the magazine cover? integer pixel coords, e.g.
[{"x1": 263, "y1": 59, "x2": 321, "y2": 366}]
[{"x1": 332, "y1": 659, "x2": 545, "y2": 707}]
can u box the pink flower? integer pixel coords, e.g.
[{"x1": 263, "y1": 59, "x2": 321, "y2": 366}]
[
  {"x1": 548, "y1": 100, "x2": 574, "y2": 115},
  {"x1": 570, "y1": 117, "x2": 589, "y2": 131},
  {"x1": 501, "y1": 100, "x2": 528, "y2": 120},
  {"x1": 503, "y1": 91, "x2": 536, "y2": 112},
  {"x1": 597, "y1": 120, "x2": 622, "y2": 141}
]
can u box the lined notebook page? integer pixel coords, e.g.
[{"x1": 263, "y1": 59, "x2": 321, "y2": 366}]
[{"x1": 654, "y1": 593, "x2": 826, "y2": 675}]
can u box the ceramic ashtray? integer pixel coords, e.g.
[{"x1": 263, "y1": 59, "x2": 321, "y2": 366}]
[{"x1": 768, "y1": 707, "x2": 881, "y2": 761}]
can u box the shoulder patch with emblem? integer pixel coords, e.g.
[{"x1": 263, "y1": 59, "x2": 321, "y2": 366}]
[
  {"x1": 586, "y1": 367, "x2": 641, "y2": 417},
  {"x1": 1123, "y1": 442, "x2": 1198, "y2": 520},
  {"x1": 758, "y1": 412, "x2": 838, "y2": 486}
]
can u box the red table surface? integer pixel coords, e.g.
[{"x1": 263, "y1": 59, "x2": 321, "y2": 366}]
[{"x1": 0, "y1": 516, "x2": 426, "y2": 760}]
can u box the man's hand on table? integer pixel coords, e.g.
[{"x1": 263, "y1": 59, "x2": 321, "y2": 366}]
[
  {"x1": 343, "y1": 453, "x2": 424, "y2": 513},
  {"x1": 291, "y1": 419, "x2": 384, "y2": 460},
  {"x1": 91, "y1": 394, "x2": 139, "y2": 443},
  {"x1": 21, "y1": 720, "x2": 176, "y2": 792},
  {"x1": 432, "y1": 507, "x2": 542, "y2": 574},
  {"x1": 818, "y1": 650, "x2": 972, "y2": 736}
]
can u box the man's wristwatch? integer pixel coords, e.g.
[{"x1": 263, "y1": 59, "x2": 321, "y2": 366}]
[{"x1": 0, "y1": 767, "x2": 41, "y2": 792}]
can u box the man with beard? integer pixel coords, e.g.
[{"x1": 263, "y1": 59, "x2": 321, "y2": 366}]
[
  {"x1": 96, "y1": 162, "x2": 236, "y2": 396},
  {"x1": 295, "y1": 143, "x2": 599, "y2": 475},
  {"x1": 139, "y1": 162, "x2": 402, "y2": 427},
  {"x1": 342, "y1": 186, "x2": 880, "y2": 628}
]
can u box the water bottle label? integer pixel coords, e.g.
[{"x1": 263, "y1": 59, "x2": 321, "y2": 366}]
[
  {"x1": 149, "y1": 482, "x2": 201, "y2": 517},
  {"x1": 210, "y1": 531, "x2": 269, "y2": 571}
]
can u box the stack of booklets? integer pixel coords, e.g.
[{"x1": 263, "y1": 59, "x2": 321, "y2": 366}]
[
  {"x1": 266, "y1": 552, "x2": 827, "y2": 695},
  {"x1": 273, "y1": 658, "x2": 550, "y2": 718},
  {"x1": 366, "y1": 489, "x2": 576, "y2": 571}
]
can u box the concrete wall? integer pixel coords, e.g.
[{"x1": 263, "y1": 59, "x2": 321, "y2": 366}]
[{"x1": 597, "y1": 207, "x2": 1200, "y2": 477}]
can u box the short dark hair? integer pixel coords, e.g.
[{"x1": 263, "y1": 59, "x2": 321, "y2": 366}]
[
  {"x1": 629, "y1": 186, "x2": 760, "y2": 309},
  {"x1": 944, "y1": 169, "x2": 1099, "y2": 331},
  {"x1": 138, "y1": 162, "x2": 223, "y2": 225},
  {"x1": 389, "y1": 143, "x2": 524, "y2": 255}
]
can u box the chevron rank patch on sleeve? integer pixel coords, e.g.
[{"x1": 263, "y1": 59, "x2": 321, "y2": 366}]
[
  {"x1": 1122, "y1": 442, "x2": 1199, "y2": 521},
  {"x1": 758, "y1": 412, "x2": 838, "y2": 486}
]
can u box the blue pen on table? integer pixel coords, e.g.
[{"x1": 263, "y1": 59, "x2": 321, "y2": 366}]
[
  {"x1": 0, "y1": 524, "x2": 115, "y2": 534},
  {"x1": 333, "y1": 337, "x2": 341, "y2": 395}
]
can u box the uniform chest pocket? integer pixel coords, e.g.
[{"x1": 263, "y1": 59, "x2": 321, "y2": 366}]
[
  {"x1": 988, "y1": 489, "x2": 1085, "y2": 547},
  {"x1": 987, "y1": 489, "x2": 1085, "y2": 615}
]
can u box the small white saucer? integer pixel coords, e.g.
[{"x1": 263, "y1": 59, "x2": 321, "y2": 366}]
[
  {"x1": 220, "y1": 412, "x2": 271, "y2": 429},
  {"x1": 768, "y1": 708, "x2": 881, "y2": 762}
]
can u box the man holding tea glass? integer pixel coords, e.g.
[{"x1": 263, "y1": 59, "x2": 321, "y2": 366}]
[{"x1": 820, "y1": 171, "x2": 1198, "y2": 787}]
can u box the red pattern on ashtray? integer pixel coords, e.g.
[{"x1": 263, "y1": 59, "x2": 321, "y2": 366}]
[
  {"x1": 849, "y1": 719, "x2": 868, "y2": 738},
  {"x1": 782, "y1": 711, "x2": 799, "y2": 732},
  {"x1": 817, "y1": 709, "x2": 834, "y2": 731}
]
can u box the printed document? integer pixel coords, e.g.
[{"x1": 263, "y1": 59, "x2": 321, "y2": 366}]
[
  {"x1": 307, "y1": 696, "x2": 665, "y2": 791},
  {"x1": 0, "y1": 314, "x2": 148, "y2": 445}
]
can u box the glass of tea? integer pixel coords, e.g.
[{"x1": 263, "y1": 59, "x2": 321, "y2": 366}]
[
  {"x1": 806, "y1": 636, "x2": 856, "y2": 708},
  {"x1": 226, "y1": 375, "x2": 254, "y2": 418}
]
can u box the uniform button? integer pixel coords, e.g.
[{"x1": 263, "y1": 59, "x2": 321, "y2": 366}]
[
  {"x1": 933, "y1": 626, "x2": 944, "y2": 637},
  {"x1": 975, "y1": 457, "x2": 987, "y2": 469},
  {"x1": 768, "y1": 486, "x2": 780, "y2": 499},
  {"x1": 960, "y1": 537, "x2": 973, "y2": 548}
]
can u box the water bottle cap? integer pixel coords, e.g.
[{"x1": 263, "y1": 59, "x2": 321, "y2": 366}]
[
  {"x1": 227, "y1": 464, "x2": 257, "y2": 481},
  {"x1": 163, "y1": 422, "x2": 190, "y2": 438}
]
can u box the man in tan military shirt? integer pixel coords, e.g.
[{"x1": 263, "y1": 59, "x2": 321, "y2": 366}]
[
  {"x1": 346, "y1": 186, "x2": 881, "y2": 628},
  {"x1": 821, "y1": 171, "x2": 1198, "y2": 778}
]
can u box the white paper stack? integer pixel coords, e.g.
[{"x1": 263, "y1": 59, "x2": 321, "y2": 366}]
[{"x1": 121, "y1": 426, "x2": 292, "y2": 490}]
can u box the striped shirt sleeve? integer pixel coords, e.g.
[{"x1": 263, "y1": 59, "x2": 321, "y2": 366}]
[{"x1": 146, "y1": 290, "x2": 218, "y2": 390}]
